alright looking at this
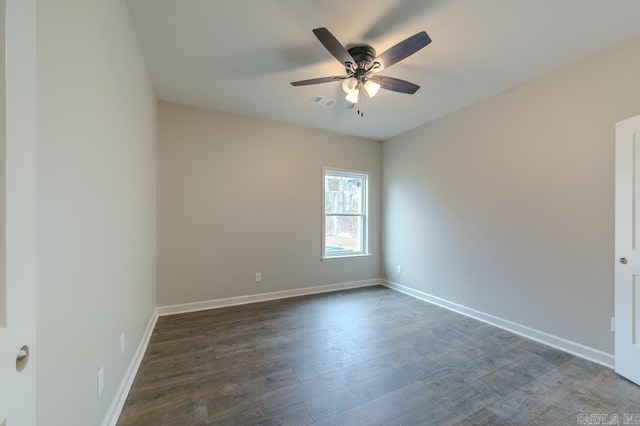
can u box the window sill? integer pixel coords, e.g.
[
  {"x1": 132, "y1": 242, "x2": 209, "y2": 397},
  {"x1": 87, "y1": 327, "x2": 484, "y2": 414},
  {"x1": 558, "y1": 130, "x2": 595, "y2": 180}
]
[{"x1": 321, "y1": 254, "x2": 372, "y2": 262}]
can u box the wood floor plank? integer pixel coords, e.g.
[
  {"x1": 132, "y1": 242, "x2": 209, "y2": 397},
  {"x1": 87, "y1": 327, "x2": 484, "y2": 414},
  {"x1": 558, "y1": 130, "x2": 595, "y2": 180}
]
[
  {"x1": 303, "y1": 365, "x2": 420, "y2": 421},
  {"x1": 314, "y1": 381, "x2": 439, "y2": 425},
  {"x1": 117, "y1": 286, "x2": 640, "y2": 425}
]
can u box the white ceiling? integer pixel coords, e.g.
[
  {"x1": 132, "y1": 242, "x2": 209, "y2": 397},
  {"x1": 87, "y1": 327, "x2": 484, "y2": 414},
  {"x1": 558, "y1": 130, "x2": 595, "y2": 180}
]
[{"x1": 127, "y1": 0, "x2": 640, "y2": 141}]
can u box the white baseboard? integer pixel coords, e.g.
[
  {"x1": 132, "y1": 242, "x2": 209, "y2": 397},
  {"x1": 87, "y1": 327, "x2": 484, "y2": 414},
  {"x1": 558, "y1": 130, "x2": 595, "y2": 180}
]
[
  {"x1": 382, "y1": 279, "x2": 614, "y2": 369},
  {"x1": 157, "y1": 279, "x2": 382, "y2": 316},
  {"x1": 102, "y1": 308, "x2": 159, "y2": 426}
]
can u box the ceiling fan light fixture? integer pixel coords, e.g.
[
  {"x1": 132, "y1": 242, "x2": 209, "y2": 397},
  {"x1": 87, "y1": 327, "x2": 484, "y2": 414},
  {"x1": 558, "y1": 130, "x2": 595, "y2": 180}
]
[
  {"x1": 291, "y1": 28, "x2": 431, "y2": 105},
  {"x1": 341, "y1": 77, "x2": 358, "y2": 94},
  {"x1": 364, "y1": 79, "x2": 381, "y2": 98},
  {"x1": 345, "y1": 88, "x2": 359, "y2": 104}
]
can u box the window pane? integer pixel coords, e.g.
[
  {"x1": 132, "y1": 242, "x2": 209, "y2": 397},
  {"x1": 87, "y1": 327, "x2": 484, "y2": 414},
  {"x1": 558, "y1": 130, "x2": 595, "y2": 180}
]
[
  {"x1": 325, "y1": 215, "x2": 362, "y2": 254},
  {"x1": 325, "y1": 175, "x2": 363, "y2": 215}
]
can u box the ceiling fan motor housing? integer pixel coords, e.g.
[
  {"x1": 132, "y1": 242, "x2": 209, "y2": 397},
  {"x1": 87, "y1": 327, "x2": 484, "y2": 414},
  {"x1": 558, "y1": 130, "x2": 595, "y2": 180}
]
[{"x1": 347, "y1": 45, "x2": 378, "y2": 76}]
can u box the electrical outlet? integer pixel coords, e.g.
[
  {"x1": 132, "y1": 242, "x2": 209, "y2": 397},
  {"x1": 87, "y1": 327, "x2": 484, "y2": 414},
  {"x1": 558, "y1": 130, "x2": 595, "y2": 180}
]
[
  {"x1": 97, "y1": 367, "x2": 105, "y2": 397},
  {"x1": 396, "y1": 265, "x2": 403, "y2": 274},
  {"x1": 120, "y1": 333, "x2": 125, "y2": 355},
  {"x1": 611, "y1": 317, "x2": 615, "y2": 333},
  {"x1": 255, "y1": 272, "x2": 262, "y2": 282}
]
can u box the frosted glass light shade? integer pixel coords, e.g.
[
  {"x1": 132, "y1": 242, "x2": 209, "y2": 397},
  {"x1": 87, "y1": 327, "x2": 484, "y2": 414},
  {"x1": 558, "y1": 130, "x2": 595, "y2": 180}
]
[
  {"x1": 341, "y1": 77, "x2": 358, "y2": 94},
  {"x1": 345, "y1": 88, "x2": 359, "y2": 104},
  {"x1": 364, "y1": 79, "x2": 380, "y2": 97}
]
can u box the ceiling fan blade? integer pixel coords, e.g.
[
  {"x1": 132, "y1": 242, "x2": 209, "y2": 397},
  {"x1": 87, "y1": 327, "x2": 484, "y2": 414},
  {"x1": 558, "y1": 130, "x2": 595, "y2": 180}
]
[
  {"x1": 374, "y1": 31, "x2": 431, "y2": 71},
  {"x1": 312, "y1": 27, "x2": 355, "y2": 67},
  {"x1": 377, "y1": 76, "x2": 420, "y2": 94},
  {"x1": 290, "y1": 76, "x2": 344, "y2": 86}
]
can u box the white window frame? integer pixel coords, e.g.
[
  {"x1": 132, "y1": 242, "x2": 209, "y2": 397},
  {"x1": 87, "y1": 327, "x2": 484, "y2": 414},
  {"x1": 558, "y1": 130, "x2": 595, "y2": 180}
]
[{"x1": 322, "y1": 167, "x2": 370, "y2": 260}]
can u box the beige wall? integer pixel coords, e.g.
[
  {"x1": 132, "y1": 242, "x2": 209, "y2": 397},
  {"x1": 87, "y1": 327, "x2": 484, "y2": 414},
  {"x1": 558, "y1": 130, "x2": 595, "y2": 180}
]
[
  {"x1": 36, "y1": 0, "x2": 157, "y2": 424},
  {"x1": 383, "y1": 34, "x2": 640, "y2": 355},
  {"x1": 158, "y1": 102, "x2": 381, "y2": 306},
  {"x1": 0, "y1": 0, "x2": 5, "y2": 328}
]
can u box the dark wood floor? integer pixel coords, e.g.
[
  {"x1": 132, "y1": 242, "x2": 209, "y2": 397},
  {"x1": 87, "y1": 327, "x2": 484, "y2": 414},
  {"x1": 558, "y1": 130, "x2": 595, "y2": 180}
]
[{"x1": 117, "y1": 286, "x2": 640, "y2": 425}]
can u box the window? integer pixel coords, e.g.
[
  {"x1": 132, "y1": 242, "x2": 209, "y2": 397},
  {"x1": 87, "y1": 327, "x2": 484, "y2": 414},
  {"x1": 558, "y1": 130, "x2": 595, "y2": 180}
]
[{"x1": 323, "y1": 168, "x2": 369, "y2": 259}]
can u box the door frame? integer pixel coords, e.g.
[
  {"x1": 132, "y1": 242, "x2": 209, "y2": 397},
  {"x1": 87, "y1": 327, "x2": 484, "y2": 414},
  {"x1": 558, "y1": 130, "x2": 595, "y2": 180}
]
[{"x1": 0, "y1": 0, "x2": 37, "y2": 424}]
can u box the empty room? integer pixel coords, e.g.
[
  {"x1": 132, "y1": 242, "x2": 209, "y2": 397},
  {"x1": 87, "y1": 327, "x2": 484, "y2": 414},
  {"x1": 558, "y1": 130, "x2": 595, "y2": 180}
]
[{"x1": 3, "y1": 0, "x2": 640, "y2": 425}]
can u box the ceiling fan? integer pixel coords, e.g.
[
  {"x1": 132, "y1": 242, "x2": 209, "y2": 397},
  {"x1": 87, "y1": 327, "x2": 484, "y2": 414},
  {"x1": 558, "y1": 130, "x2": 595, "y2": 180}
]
[{"x1": 291, "y1": 27, "x2": 432, "y2": 105}]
